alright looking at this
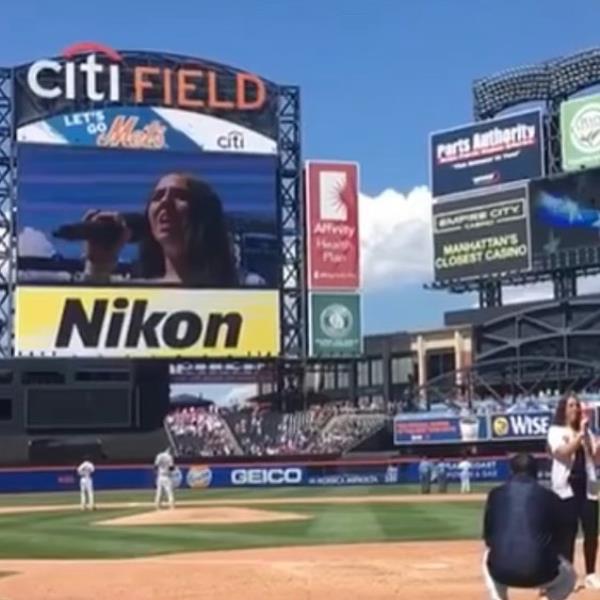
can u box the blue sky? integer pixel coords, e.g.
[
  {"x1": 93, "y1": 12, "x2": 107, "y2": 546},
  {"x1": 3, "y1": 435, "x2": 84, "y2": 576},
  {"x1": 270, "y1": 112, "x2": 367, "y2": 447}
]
[{"x1": 3, "y1": 0, "x2": 600, "y2": 334}]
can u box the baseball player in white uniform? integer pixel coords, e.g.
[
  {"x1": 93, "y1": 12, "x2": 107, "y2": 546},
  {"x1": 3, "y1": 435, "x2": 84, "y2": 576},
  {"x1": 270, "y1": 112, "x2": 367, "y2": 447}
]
[
  {"x1": 458, "y1": 457, "x2": 472, "y2": 493},
  {"x1": 77, "y1": 458, "x2": 95, "y2": 510},
  {"x1": 154, "y1": 448, "x2": 175, "y2": 509}
]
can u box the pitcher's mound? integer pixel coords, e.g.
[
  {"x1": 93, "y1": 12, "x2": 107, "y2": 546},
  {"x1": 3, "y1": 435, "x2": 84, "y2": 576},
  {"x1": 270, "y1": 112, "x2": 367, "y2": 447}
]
[{"x1": 98, "y1": 507, "x2": 311, "y2": 527}]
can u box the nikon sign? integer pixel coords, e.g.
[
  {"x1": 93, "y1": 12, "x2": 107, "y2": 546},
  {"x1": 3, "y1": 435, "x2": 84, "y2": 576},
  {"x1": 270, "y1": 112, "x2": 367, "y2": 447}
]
[
  {"x1": 15, "y1": 286, "x2": 279, "y2": 358},
  {"x1": 561, "y1": 94, "x2": 600, "y2": 171},
  {"x1": 432, "y1": 186, "x2": 531, "y2": 282}
]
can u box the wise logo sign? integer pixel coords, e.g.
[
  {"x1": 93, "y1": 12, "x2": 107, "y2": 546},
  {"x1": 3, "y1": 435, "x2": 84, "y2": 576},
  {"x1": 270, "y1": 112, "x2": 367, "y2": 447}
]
[
  {"x1": 491, "y1": 413, "x2": 551, "y2": 440},
  {"x1": 15, "y1": 287, "x2": 280, "y2": 358},
  {"x1": 21, "y1": 42, "x2": 268, "y2": 114}
]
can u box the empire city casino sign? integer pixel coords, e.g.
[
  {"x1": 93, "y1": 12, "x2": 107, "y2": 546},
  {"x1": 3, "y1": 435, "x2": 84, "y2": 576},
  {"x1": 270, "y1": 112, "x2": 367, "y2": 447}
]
[{"x1": 25, "y1": 42, "x2": 267, "y2": 109}]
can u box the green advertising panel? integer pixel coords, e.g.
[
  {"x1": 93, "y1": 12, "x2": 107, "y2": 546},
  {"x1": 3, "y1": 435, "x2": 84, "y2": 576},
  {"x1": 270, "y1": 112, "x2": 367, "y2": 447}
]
[
  {"x1": 309, "y1": 292, "x2": 362, "y2": 357},
  {"x1": 561, "y1": 94, "x2": 600, "y2": 171}
]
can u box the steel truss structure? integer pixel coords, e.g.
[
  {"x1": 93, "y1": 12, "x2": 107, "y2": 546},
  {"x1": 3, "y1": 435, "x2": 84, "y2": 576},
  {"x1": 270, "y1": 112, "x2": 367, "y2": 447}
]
[
  {"x1": 276, "y1": 85, "x2": 306, "y2": 393},
  {"x1": 432, "y1": 48, "x2": 600, "y2": 308},
  {"x1": 0, "y1": 68, "x2": 13, "y2": 358},
  {"x1": 416, "y1": 355, "x2": 600, "y2": 412},
  {"x1": 2, "y1": 55, "x2": 307, "y2": 382}
]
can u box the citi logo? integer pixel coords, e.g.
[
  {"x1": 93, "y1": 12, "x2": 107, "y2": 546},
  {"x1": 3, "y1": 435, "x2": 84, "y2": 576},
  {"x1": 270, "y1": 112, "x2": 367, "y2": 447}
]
[
  {"x1": 217, "y1": 131, "x2": 244, "y2": 150},
  {"x1": 28, "y1": 42, "x2": 122, "y2": 102}
]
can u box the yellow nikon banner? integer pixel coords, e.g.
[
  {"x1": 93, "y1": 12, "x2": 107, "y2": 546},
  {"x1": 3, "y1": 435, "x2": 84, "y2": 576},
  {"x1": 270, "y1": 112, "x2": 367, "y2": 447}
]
[{"x1": 15, "y1": 286, "x2": 280, "y2": 358}]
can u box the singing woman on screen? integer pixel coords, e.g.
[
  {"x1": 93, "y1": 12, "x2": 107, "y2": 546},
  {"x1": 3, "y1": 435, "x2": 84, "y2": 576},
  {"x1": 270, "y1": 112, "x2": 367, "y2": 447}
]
[
  {"x1": 82, "y1": 173, "x2": 237, "y2": 287},
  {"x1": 547, "y1": 393, "x2": 600, "y2": 590}
]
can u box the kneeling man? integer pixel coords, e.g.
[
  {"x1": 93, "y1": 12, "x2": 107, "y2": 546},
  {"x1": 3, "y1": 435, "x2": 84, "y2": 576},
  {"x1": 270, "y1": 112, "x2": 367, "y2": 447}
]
[{"x1": 483, "y1": 453, "x2": 576, "y2": 600}]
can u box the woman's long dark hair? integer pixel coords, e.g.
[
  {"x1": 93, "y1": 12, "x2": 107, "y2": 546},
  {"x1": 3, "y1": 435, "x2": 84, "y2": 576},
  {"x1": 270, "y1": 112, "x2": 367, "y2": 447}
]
[
  {"x1": 138, "y1": 174, "x2": 237, "y2": 287},
  {"x1": 553, "y1": 392, "x2": 582, "y2": 430}
]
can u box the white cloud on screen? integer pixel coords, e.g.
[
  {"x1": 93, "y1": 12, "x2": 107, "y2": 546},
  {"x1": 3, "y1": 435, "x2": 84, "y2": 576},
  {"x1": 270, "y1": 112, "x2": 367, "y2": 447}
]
[
  {"x1": 18, "y1": 227, "x2": 55, "y2": 257},
  {"x1": 359, "y1": 186, "x2": 433, "y2": 291}
]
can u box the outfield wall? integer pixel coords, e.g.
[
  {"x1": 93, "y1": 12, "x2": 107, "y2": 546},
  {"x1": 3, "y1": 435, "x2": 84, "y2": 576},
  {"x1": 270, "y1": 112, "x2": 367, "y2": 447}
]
[{"x1": 0, "y1": 457, "x2": 548, "y2": 494}]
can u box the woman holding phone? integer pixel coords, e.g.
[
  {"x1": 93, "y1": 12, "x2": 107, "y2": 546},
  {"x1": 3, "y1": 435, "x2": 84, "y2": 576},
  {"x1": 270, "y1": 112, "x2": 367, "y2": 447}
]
[{"x1": 547, "y1": 393, "x2": 600, "y2": 589}]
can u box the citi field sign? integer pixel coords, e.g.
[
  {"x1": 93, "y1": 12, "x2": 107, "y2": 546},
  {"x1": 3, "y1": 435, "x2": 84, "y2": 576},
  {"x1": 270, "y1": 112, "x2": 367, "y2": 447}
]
[
  {"x1": 26, "y1": 42, "x2": 265, "y2": 106},
  {"x1": 14, "y1": 42, "x2": 278, "y2": 137}
]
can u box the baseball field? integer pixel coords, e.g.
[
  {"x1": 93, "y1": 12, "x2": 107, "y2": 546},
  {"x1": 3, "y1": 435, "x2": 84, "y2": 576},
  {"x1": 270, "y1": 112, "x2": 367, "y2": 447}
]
[{"x1": 0, "y1": 485, "x2": 595, "y2": 599}]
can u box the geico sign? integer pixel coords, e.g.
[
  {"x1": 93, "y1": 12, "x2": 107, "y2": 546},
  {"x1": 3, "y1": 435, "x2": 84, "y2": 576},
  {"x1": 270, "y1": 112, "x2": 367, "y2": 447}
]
[
  {"x1": 231, "y1": 468, "x2": 303, "y2": 486},
  {"x1": 55, "y1": 298, "x2": 242, "y2": 350},
  {"x1": 26, "y1": 41, "x2": 267, "y2": 109}
]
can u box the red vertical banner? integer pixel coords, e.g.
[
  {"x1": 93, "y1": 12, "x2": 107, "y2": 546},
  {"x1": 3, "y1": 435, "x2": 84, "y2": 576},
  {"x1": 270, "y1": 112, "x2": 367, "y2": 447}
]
[{"x1": 305, "y1": 161, "x2": 360, "y2": 290}]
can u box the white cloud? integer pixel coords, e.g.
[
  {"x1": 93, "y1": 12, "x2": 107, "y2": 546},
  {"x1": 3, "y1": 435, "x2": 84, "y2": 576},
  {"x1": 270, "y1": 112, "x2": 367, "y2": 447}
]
[
  {"x1": 223, "y1": 384, "x2": 258, "y2": 406},
  {"x1": 579, "y1": 276, "x2": 600, "y2": 295},
  {"x1": 18, "y1": 227, "x2": 55, "y2": 257},
  {"x1": 502, "y1": 282, "x2": 554, "y2": 305},
  {"x1": 170, "y1": 383, "x2": 258, "y2": 407},
  {"x1": 359, "y1": 186, "x2": 433, "y2": 290},
  {"x1": 501, "y1": 275, "x2": 600, "y2": 306}
]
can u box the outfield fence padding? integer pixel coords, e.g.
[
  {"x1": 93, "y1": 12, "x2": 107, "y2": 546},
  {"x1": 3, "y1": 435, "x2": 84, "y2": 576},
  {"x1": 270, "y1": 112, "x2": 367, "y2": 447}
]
[{"x1": 0, "y1": 457, "x2": 553, "y2": 493}]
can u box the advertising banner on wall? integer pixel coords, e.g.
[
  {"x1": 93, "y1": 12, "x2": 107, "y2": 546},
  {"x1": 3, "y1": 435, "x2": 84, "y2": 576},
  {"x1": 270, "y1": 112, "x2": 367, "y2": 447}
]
[
  {"x1": 430, "y1": 110, "x2": 544, "y2": 198},
  {"x1": 305, "y1": 161, "x2": 360, "y2": 290},
  {"x1": 16, "y1": 143, "x2": 279, "y2": 289},
  {"x1": 15, "y1": 286, "x2": 280, "y2": 358},
  {"x1": 560, "y1": 94, "x2": 600, "y2": 172},
  {"x1": 309, "y1": 292, "x2": 362, "y2": 357},
  {"x1": 17, "y1": 106, "x2": 277, "y2": 155},
  {"x1": 393, "y1": 414, "x2": 487, "y2": 444},
  {"x1": 491, "y1": 406, "x2": 597, "y2": 440},
  {"x1": 432, "y1": 185, "x2": 531, "y2": 282},
  {"x1": 529, "y1": 167, "x2": 600, "y2": 268},
  {"x1": 394, "y1": 408, "x2": 597, "y2": 445},
  {"x1": 489, "y1": 412, "x2": 552, "y2": 441}
]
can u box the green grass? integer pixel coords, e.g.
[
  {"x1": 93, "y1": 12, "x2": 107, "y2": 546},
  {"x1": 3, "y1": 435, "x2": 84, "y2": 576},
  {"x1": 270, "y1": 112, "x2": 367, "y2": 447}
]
[
  {"x1": 0, "y1": 483, "x2": 493, "y2": 507},
  {"x1": 0, "y1": 485, "x2": 488, "y2": 559}
]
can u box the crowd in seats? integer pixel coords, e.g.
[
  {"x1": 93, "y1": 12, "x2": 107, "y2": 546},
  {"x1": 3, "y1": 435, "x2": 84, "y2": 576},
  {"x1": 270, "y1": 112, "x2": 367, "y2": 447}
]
[
  {"x1": 164, "y1": 406, "x2": 239, "y2": 457},
  {"x1": 313, "y1": 413, "x2": 387, "y2": 454},
  {"x1": 165, "y1": 401, "x2": 388, "y2": 457},
  {"x1": 224, "y1": 405, "x2": 335, "y2": 455},
  {"x1": 411, "y1": 389, "x2": 600, "y2": 418},
  {"x1": 421, "y1": 392, "x2": 565, "y2": 418}
]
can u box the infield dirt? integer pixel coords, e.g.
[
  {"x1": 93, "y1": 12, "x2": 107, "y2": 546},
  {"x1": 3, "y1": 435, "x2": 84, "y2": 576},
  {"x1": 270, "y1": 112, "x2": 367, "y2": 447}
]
[
  {"x1": 97, "y1": 506, "x2": 310, "y2": 526},
  {"x1": 0, "y1": 541, "x2": 596, "y2": 600}
]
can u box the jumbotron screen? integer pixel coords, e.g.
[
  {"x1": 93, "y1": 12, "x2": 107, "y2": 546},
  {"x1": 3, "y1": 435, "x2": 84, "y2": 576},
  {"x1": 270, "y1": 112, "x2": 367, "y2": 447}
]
[
  {"x1": 17, "y1": 144, "x2": 278, "y2": 289},
  {"x1": 13, "y1": 43, "x2": 283, "y2": 359}
]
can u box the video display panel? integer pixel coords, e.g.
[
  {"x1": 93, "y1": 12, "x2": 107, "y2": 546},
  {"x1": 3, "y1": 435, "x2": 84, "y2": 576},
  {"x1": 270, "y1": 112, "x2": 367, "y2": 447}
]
[
  {"x1": 17, "y1": 143, "x2": 278, "y2": 289},
  {"x1": 430, "y1": 110, "x2": 544, "y2": 199},
  {"x1": 529, "y1": 167, "x2": 600, "y2": 269},
  {"x1": 432, "y1": 186, "x2": 531, "y2": 282}
]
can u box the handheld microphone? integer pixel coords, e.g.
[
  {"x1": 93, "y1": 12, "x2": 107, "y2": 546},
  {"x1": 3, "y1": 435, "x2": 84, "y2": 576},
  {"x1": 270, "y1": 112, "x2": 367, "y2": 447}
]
[{"x1": 52, "y1": 213, "x2": 146, "y2": 244}]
